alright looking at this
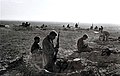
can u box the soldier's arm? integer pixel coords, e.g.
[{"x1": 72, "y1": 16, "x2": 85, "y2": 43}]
[
  {"x1": 77, "y1": 39, "x2": 83, "y2": 52},
  {"x1": 31, "y1": 44, "x2": 36, "y2": 53},
  {"x1": 39, "y1": 46, "x2": 42, "y2": 50},
  {"x1": 38, "y1": 46, "x2": 42, "y2": 54}
]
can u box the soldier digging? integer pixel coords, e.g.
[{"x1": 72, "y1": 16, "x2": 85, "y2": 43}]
[
  {"x1": 42, "y1": 31, "x2": 59, "y2": 72},
  {"x1": 77, "y1": 34, "x2": 92, "y2": 53}
]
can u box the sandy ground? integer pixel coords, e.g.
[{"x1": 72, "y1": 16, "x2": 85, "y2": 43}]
[{"x1": 0, "y1": 25, "x2": 120, "y2": 76}]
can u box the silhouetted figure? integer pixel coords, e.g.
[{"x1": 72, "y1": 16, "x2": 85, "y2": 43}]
[
  {"x1": 118, "y1": 36, "x2": 120, "y2": 42},
  {"x1": 99, "y1": 28, "x2": 101, "y2": 31},
  {"x1": 63, "y1": 25, "x2": 65, "y2": 28},
  {"x1": 45, "y1": 25, "x2": 47, "y2": 27},
  {"x1": 99, "y1": 26, "x2": 103, "y2": 31},
  {"x1": 22, "y1": 22, "x2": 25, "y2": 26},
  {"x1": 101, "y1": 26, "x2": 103, "y2": 31},
  {"x1": 21, "y1": 22, "x2": 30, "y2": 27},
  {"x1": 26, "y1": 22, "x2": 30, "y2": 26},
  {"x1": 94, "y1": 26, "x2": 98, "y2": 30},
  {"x1": 75, "y1": 23, "x2": 78, "y2": 28},
  {"x1": 67, "y1": 24, "x2": 70, "y2": 28},
  {"x1": 41, "y1": 24, "x2": 44, "y2": 28},
  {"x1": 90, "y1": 25, "x2": 93, "y2": 30}
]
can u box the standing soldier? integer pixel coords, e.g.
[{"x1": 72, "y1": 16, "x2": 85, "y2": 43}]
[
  {"x1": 90, "y1": 25, "x2": 93, "y2": 30},
  {"x1": 42, "y1": 31, "x2": 58, "y2": 72},
  {"x1": 101, "y1": 26, "x2": 103, "y2": 31},
  {"x1": 99, "y1": 26, "x2": 103, "y2": 31}
]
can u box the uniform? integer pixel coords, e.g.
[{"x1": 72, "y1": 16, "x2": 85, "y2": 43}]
[
  {"x1": 77, "y1": 38, "x2": 91, "y2": 53},
  {"x1": 42, "y1": 35, "x2": 56, "y2": 72},
  {"x1": 31, "y1": 41, "x2": 42, "y2": 69},
  {"x1": 99, "y1": 31, "x2": 110, "y2": 41}
]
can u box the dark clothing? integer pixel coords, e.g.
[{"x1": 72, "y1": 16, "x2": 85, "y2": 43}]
[
  {"x1": 31, "y1": 42, "x2": 43, "y2": 69},
  {"x1": 102, "y1": 31, "x2": 110, "y2": 37},
  {"x1": 42, "y1": 36, "x2": 55, "y2": 55},
  {"x1": 42, "y1": 35, "x2": 56, "y2": 72},
  {"x1": 77, "y1": 38, "x2": 85, "y2": 52},
  {"x1": 77, "y1": 38, "x2": 90, "y2": 53},
  {"x1": 31, "y1": 42, "x2": 42, "y2": 54},
  {"x1": 100, "y1": 31, "x2": 110, "y2": 41}
]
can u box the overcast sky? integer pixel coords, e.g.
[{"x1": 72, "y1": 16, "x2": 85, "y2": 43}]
[{"x1": 0, "y1": 0, "x2": 120, "y2": 24}]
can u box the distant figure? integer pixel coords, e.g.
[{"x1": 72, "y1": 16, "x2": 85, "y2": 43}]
[
  {"x1": 99, "y1": 31, "x2": 110, "y2": 41},
  {"x1": 25, "y1": 22, "x2": 30, "y2": 27},
  {"x1": 94, "y1": 26, "x2": 98, "y2": 30},
  {"x1": 42, "y1": 31, "x2": 58, "y2": 72},
  {"x1": 90, "y1": 25, "x2": 93, "y2": 30},
  {"x1": 118, "y1": 36, "x2": 120, "y2": 42},
  {"x1": 45, "y1": 25, "x2": 47, "y2": 27},
  {"x1": 75, "y1": 23, "x2": 78, "y2": 28},
  {"x1": 22, "y1": 22, "x2": 25, "y2": 26},
  {"x1": 101, "y1": 26, "x2": 103, "y2": 31},
  {"x1": 67, "y1": 24, "x2": 70, "y2": 28},
  {"x1": 77, "y1": 34, "x2": 92, "y2": 53},
  {"x1": 99, "y1": 26, "x2": 103, "y2": 32},
  {"x1": 41, "y1": 24, "x2": 45, "y2": 28},
  {"x1": 21, "y1": 22, "x2": 30, "y2": 27},
  {"x1": 63, "y1": 25, "x2": 65, "y2": 28},
  {"x1": 99, "y1": 28, "x2": 101, "y2": 31},
  {"x1": 40, "y1": 24, "x2": 47, "y2": 30}
]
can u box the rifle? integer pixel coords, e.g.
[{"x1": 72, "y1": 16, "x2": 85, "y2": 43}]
[{"x1": 53, "y1": 31, "x2": 60, "y2": 62}]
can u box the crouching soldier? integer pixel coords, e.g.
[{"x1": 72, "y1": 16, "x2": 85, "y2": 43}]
[
  {"x1": 77, "y1": 34, "x2": 92, "y2": 53},
  {"x1": 31, "y1": 36, "x2": 42, "y2": 66},
  {"x1": 99, "y1": 31, "x2": 110, "y2": 41}
]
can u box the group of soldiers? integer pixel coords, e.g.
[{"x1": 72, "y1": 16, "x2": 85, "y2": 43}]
[
  {"x1": 30, "y1": 27, "x2": 119, "y2": 73},
  {"x1": 31, "y1": 31, "x2": 59, "y2": 72},
  {"x1": 30, "y1": 30, "x2": 93, "y2": 73}
]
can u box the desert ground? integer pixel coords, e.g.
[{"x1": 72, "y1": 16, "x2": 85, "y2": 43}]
[{"x1": 0, "y1": 21, "x2": 120, "y2": 76}]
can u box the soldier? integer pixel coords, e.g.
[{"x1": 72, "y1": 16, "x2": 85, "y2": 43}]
[
  {"x1": 77, "y1": 34, "x2": 92, "y2": 53},
  {"x1": 90, "y1": 25, "x2": 93, "y2": 30},
  {"x1": 31, "y1": 36, "x2": 42, "y2": 54},
  {"x1": 94, "y1": 26, "x2": 98, "y2": 30},
  {"x1": 31, "y1": 36, "x2": 42, "y2": 68},
  {"x1": 99, "y1": 31, "x2": 110, "y2": 41},
  {"x1": 101, "y1": 26, "x2": 103, "y2": 31},
  {"x1": 42, "y1": 31, "x2": 58, "y2": 72},
  {"x1": 118, "y1": 36, "x2": 120, "y2": 41}
]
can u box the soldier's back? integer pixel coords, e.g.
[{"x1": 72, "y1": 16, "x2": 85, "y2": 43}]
[{"x1": 102, "y1": 31, "x2": 110, "y2": 36}]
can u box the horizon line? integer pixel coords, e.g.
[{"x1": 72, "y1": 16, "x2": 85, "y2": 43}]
[{"x1": 1, "y1": 19, "x2": 120, "y2": 26}]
